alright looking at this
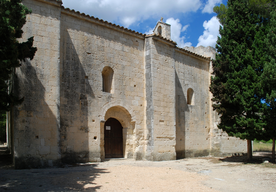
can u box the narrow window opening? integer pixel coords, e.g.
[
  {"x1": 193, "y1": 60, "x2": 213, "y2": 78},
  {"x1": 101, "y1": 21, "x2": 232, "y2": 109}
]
[
  {"x1": 187, "y1": 88, "x2": 194, "y2": 105},
  {"x1": 102, "y1": 66, "x2": 114, "y2": 93},
  {"x1": 157, "y1": 26, "x2": 162, "y2": 36}
]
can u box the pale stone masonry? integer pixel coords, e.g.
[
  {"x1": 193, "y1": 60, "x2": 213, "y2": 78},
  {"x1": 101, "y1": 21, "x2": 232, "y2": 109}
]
[{"x1": 11, "y1": 0, "x2": 246, "y2": 168}]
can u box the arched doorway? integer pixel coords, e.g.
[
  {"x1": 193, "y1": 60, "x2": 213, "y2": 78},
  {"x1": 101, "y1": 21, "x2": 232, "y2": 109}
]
[{"x1": 104, "y1": 118, "x2": 123, "y2": 158}]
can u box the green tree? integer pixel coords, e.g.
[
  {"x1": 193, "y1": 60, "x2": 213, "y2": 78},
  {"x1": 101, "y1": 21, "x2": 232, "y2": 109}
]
[
  {"x1": 249, "y1": 0, "x2": 274, "y2": 17},
  {"x1": 210, "y1": 0, "x2": 267, "y2": 161},
  {"x1": 262, "y1": 5, "x2": 276, "y2": 163},
  {"x1": 0, "y1": 0, "x2": 37, "y2": 112},
  {"x1": 214, "y1": 0, "x2": 273, "y2": 25},
  {"x1": 213, "y1": 4, "x2": 228, "y2": 25}
]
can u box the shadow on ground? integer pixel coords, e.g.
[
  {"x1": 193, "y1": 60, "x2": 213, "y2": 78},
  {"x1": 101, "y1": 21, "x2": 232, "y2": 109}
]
[
  {"x1": 0, "y1": 146, "x2": 13, "y2": 170},
  {"x1": 219, "y1": 152, "x2": 275, "y2": 164},
  {"x1": 0, "y1": 146, "x2": 109, "y2": 191}
]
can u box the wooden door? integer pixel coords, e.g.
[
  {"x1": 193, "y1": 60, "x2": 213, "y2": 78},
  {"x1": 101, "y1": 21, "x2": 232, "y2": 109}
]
[{"x1": 104, "y1": 118, "x2": 123, "y2": 158}]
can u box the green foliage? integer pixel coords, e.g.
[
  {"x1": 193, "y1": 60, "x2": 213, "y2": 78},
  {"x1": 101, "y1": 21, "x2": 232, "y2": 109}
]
[
  {"x1": 213, "y1": 4, "x2": 228, "y2": 25},
  {"x1": 249, "y1": 0, "x2": 274, "y2": 17},
  {"x1": 261, "y1": 4, "x2": 276, "y2": 145},
  {"x1": 214, "y1": 0, "x2": 273, "y2": 25},
  {"x1": 210, "y1": 0, "x2": 267, "y2": 141},
  {"x1": 0, "y1": 0, "x2": 37, "y2": 112},
  {"x1": 255, "y1": 139, "x2": 273, "y2": 143}
]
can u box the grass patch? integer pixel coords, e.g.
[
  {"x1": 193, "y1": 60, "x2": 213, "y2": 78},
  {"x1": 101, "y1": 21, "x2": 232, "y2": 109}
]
[{"x1": 253, "y1": 141, "x2": 273, "y2": 152}]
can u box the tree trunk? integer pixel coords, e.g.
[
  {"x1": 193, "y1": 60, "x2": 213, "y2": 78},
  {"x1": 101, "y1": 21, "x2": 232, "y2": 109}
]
[
  {"x1": 247, "y1": 139, "x2": 252, "y2": 161},
  {"x1": 272, "y1": 138, "x2": 275, "y2": 163}
]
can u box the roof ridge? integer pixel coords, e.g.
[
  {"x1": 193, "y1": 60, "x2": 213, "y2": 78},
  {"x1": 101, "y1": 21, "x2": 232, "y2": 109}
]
[
  {"x1": 146, "y1": 34, "x2": 210, "y2": 60},
  {"x1": 176, "y1": 46, "x2": 210, "y2": 60}
]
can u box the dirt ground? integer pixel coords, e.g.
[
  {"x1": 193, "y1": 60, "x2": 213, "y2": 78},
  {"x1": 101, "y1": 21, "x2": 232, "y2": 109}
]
[{"x1": 0, "y1": 147, "x2": 276, "y2": 192}]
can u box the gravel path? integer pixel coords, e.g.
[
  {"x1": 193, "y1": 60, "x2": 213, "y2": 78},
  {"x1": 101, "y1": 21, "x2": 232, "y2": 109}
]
[{"x1": 0, "y1": 155, "x2": 276, "y2": 192}]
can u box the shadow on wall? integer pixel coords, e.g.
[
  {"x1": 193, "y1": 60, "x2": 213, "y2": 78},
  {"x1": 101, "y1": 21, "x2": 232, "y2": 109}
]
[
  {"x1": 11, "y1": 0, "x2": 64, "y2": 169},
  {"x1": 0, "y1": 164, "x2": 108, "y2": 191},
  {"x1": 13, "y1": 59, "x2": 60, "y2": 169},
  {"x1": 149, "y1": 39, "x2": 212, "y2": 159},
  {"x1": 152, "y1": 40, "x2": 192, "y2": 159},
  {"x1": 59, "y1": 29, "x2": 94, "y2": 164},
  {"x1": 175, "y1": 71, "x2": 189, "y2": 159}
]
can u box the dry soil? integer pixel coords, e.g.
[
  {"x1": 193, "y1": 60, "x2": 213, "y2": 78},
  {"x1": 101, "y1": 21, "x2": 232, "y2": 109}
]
[{"x1": 0, "y1": 151, "x2": 276, "y2": 192}]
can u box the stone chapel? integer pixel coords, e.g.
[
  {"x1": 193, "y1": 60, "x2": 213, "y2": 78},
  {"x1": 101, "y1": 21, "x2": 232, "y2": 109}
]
[{"x1": 9, "y1": 0, "x2": 246, "y2": 168}]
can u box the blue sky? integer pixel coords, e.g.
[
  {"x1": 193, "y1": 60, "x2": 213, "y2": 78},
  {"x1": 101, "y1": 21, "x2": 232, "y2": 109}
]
[{"x1": 62, "y1": 0, "x2": 227, "y2": 48}]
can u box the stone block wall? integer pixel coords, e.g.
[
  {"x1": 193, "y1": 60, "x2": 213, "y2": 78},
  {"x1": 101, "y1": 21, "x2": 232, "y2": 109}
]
[
  {"x1": 13, "y1": 0, "x2": 62, "y2": 168},
  {"x1": 210, "y1": 112, "x2": 247, "y2": 156},
  {"x1": 145, "y1": 37, "x2": 176, "y2": 161},
  {"x1": 59, "y1": 10, "x2": 146, "y2": 163},
  {"x1": 12, "y1": 0, "x2": 247, "y2": 168},
  {"x1": 185, "y1": 46, "x2": 247, "y2": 156},
  {"x1": 174, "y1": 50, "x2": 211, "y2": 158}
]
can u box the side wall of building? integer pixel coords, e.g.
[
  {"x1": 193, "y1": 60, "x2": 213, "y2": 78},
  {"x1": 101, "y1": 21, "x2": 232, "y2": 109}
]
[
  {"x1": 59, "y1": 10, "x2": 147, "y2": 163},
  {"x1": 174, "y1": 50, "x2": 211, "y2": 158},
  {"x1": 186, "y1": 46, "x2": 247, "y2": 156},
  {"x1": 145, "y1": 37, "x2": 176, "y2": 161},
  {"x1": 13, "y1": 0, "x2": 62, "y2": 168}
]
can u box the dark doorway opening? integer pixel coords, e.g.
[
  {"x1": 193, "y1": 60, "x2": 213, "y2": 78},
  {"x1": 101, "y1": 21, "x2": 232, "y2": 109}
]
[
  {"x1": 104, "y1": 118, "x2": 123, "y2": 158},
  {"x1": 0, "y1": 112, "x2": 6, "y2": 145}
]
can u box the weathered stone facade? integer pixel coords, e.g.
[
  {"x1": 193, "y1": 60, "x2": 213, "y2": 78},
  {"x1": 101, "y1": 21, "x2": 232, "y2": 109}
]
[{"x1": 11, "y1": 0, "x2": 246, "y2": 168}]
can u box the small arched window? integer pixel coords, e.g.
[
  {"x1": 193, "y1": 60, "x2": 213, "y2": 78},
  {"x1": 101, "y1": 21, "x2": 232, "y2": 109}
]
[
  {"x1": 102, "y1": 66, "x2": 114, "y2": 93},
  {"x1": 157, "y1": 26, "x2": 162, "y2": 36},
  {"x1": 187, "y1": 88, "x2": 194, "y2": 105}
]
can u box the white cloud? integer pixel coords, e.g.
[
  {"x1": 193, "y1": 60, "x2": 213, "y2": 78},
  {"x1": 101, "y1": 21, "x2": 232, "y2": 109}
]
[
  {"x1": 197, "y1": 16, "x2": 220, "y2": 47},
  {"x1": 202, "y1": 0, "x2": 222, "y2": 14},
  {"x1": 145, "y1": 28, "x2": 153, "y2": 35},
  {"x1": 62, "y1": 0, "x2": 202, "y2": 27},
  {"x1": 166, "y1": 18, "x2": 192, "y2": 48}
]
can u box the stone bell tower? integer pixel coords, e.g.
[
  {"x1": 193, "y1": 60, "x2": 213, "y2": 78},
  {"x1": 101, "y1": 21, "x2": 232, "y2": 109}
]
[{"x1": 153, "y1": 17, "x2": 171, "y2": 40}]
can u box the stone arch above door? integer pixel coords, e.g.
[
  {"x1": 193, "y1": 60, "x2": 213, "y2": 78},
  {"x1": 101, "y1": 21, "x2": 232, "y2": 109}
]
[
  {"x1": 100, "y1": 105, "x2": 136, "y2": 160},
  {"x1": 104, "y1": 106, "x2": 132, "y2": 128},
  {"x1": 100, "y1": 101, "x2": 136, "y2": 123}
]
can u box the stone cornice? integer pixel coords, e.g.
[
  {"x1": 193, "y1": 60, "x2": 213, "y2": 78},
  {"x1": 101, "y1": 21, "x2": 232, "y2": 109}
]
[{"x1": 175, "y1": 47, "x2": 211, "y2": 61}]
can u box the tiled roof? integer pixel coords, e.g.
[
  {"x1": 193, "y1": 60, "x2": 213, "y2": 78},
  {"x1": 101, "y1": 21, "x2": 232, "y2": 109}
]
[
  {"x1": 176, "y1": 47, "x2": 210, "y2": 60},
  {"x1": 147, "y1": 34, "x2": 210, "y2": 60},
  {"x1": 146, "y1": 34, "x2": 177, "y2": 45}
]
